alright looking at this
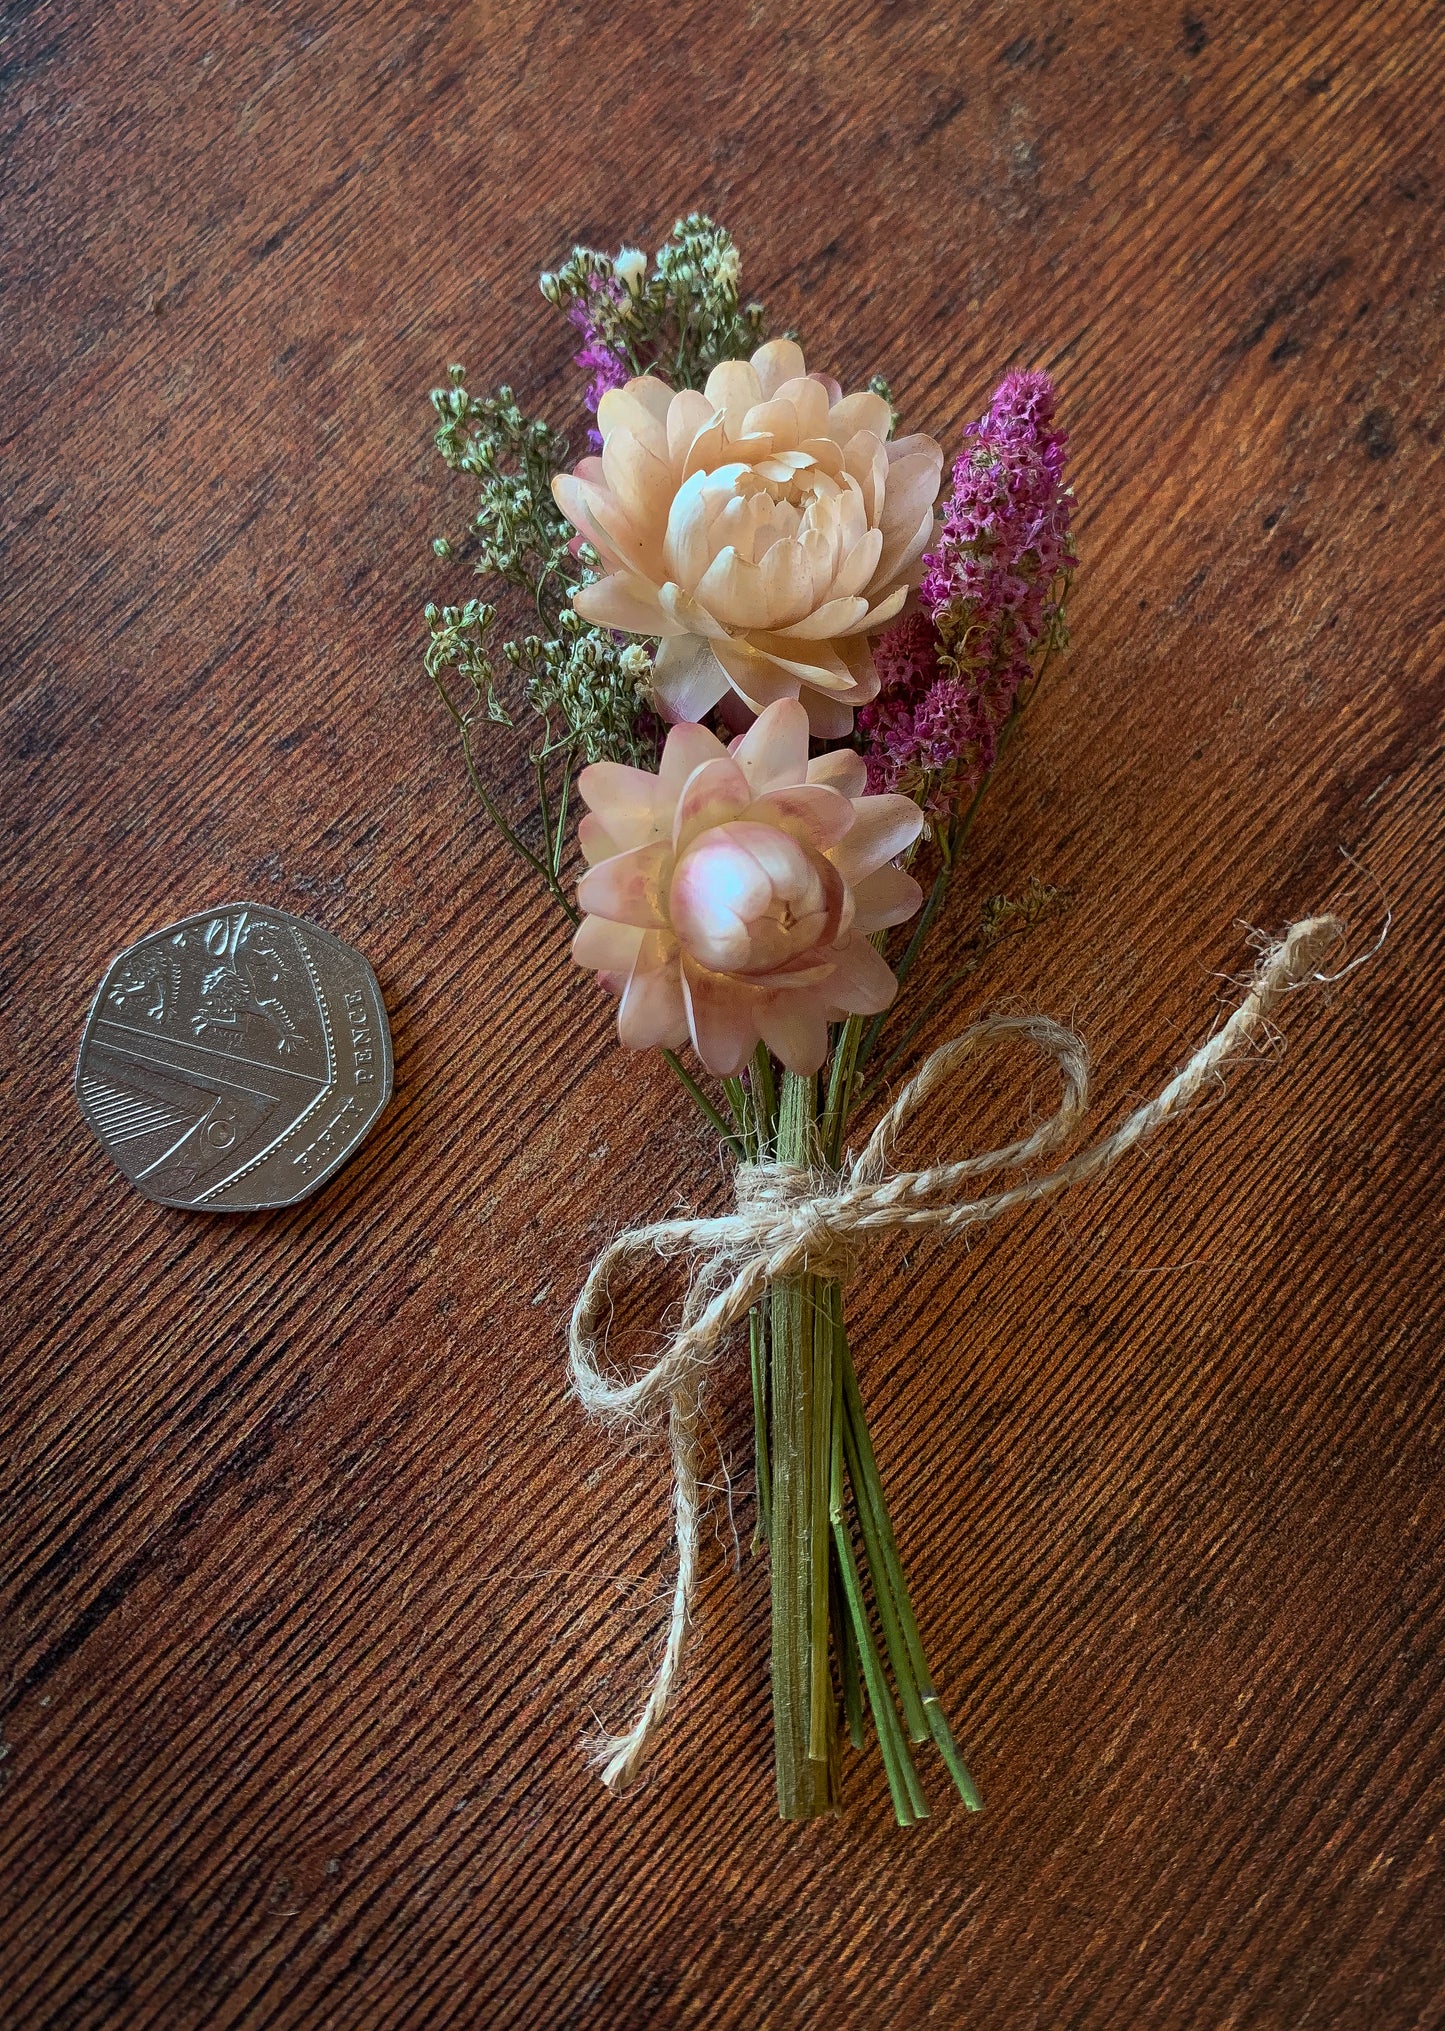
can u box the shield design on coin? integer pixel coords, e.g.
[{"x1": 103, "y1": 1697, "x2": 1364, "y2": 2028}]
[{"x1": 75, "y1": 905, "x2": 393, "y2": 1210}]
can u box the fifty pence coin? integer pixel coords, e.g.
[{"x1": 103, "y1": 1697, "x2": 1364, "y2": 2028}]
[{"x1": 75, "y1": 904, "x2": 393, "y2": 1211}]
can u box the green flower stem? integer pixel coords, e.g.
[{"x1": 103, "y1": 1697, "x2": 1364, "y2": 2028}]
[
  {"x1": 431, "y1": 675, "x2": 575, "y2": 919},
  {"x1": 749, "y1": 1306, "x2": 771, "y2": 1551},
  {"x1": 550, "y1": 752, "x2": 574, "y2": 874},
  {"x1": 840, "y1": 1336, "x2": 982, "y2": 1812},
  {"x1": 830, "y1": 1535, "x2": 865, "y2": 1751},
  {"x1": 852, "y1": 856, "x2": 951, "y2": 1082},
  {"x1": 720, "y1": 1075, "x2": 751, "y2": 1148},
  {"x1": 770, "y1": 1255, "x2": 827, "y2": 1816},
  {"x1": 807, "y1": 1281, "x2": 838, "y2": 1762},
  {"x1": 750, "y1": 1040, "x2": 777, "y2": 1148},
  {"x1": 922, "y1": 1686, "x2": 984, "y2": 1815},
  {"x1": 840, "y1": 1401, "x2": 928, "y2": 1746},
  {"x1": 821, "y1": 1013, "x2": 864, "y2": 1168},
  {"x1": 724, "y1": 1055, "x2": 774, "y2": 1555},
  {"x1": 832, "y1": 1511, "x2": 920, "y2": 1825},
  {"x1": 533, "y1": 747, "x2": 562, "y2": 892},
  {"x1": 726, "y1": 1064, "x2": 774, "y2": 1555},
  {"x1": 661, "y1": 1051, "x2": 746, "y2": 1161},
  {"x1": 829, "y1": 1353, "x2": 923, "y2": 1827},
  {"x1": 892, "y1": 845, "x2": 955, "y2": 995},
  {"x1": 769, "y1": 1070, "x2": 834, "y2": 1818},
  {"x1": 821, "y1": 1267, "x2": 930, "y2": 1827}
]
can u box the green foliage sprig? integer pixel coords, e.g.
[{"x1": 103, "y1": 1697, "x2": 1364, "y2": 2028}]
[
  {"x1": 429, "y1": 372, "x2": 575, "y2": 627},
  {"x1": 540, "y1": 213, "x2": 767, "y2": 390},
  {"x1": 424, "y1": 367, "x2": 662, "y2": 918}
]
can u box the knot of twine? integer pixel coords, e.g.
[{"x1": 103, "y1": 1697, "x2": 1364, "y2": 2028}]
[
  {"x1": 730, "y1": 1160, "x2": 860, "y2": 1284},
  {"x1": 570, "y1": 915, "x2": 1345, "y2": 1792}
]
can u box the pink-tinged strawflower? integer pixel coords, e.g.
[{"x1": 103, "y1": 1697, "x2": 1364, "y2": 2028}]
[
  {"x1": 571, "y1": 698, "x2": 925, "y2": 1076},
  {"x1": 551, "y1": 340, "x2": 945, "y2": 737}
]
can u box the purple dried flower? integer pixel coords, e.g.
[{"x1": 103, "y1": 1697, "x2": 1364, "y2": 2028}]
[
  {"x1": 857, "y1": 613, "x2": 939, "y2": 795},
  {"x1": 856, "y1": 617, "x2": 997, "y2": 811},
  {"x1": 568, "y1": 277, "x2": 631, "y2": 447},
  {"x1": 869, "y1": 611, "x2": 938, "y2": 715},
  {"x1": 912, "y1": 676, "x2": 995, "y2": 778},
  {"x1": 858, "y1": 369, "x2": 1073, "y2": 814},
  {"x1": 921, "y1": 368, "x2": 1072, "y2": 652}
]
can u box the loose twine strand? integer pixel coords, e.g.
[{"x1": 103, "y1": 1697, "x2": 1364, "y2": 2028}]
[{"x1": 570, "y1": 914, "x2": 1346, "y2": 1791}]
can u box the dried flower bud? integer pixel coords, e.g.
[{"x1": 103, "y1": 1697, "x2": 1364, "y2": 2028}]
[{"x1": 615, "y1": 247, "x2": 647, "y2": 294}]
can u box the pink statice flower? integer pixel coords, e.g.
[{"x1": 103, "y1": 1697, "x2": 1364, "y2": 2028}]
[
  {"x1": 911, "y1": 675, "x2": 995, "y2": 777},
  {"x1": 859, "y1": 369, "x2": 1072, "y2": 811},
  {"x1": 857, "y1": 620, "x2": 996, "y2": 811},
  {"x1": 921, "y1": 368, "x2": 1072, "y2": 659}
]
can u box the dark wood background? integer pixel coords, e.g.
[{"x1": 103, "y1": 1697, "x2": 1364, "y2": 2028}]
[{"x1": 3, "y1": 1, "x2": 1443, "y2": 2024}]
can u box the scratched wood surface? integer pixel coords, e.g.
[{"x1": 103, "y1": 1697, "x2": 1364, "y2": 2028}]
[{"x1": 3, "y1": 1, "x2": 1443, "y2": 2024}]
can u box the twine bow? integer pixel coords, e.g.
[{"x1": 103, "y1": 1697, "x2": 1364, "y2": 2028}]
[{"x1": 570, "y1": 915, "x2": 1345, "y2": 1790}]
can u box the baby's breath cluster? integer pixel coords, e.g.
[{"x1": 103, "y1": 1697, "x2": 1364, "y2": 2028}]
[
  {"x1": 540, "y1": 213, "x2": 767, "y2": 398},
  {"x1": 425, "y1": 363, "x2": 659, "y2": 793},
  {"x1": 422, "y1": 596, "x2": 508, "y2": 726},
  {"x1": 422, "y1": 596, "x2": 656, "y2": 774},
  {"x1": 429, "y1": 370, "x2": 574, "y2": 618},
  {"x1": 426, "y1": 360, "x2": 673, "y2": 912},
  {"x1": 514, "y1": 616, "x2": 658, "y2": 769}
]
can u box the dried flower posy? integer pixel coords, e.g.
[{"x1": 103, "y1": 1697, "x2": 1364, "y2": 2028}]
[{"x1": 424, "y1": 216, "x2": 1341, "y2": 1826}]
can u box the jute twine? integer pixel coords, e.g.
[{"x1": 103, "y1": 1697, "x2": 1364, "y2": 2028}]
[{"x1": 570, "y1": 914, "x2": 1346, "y2": 1791}]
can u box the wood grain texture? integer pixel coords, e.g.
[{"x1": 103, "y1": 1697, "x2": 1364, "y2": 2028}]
[{"x1": 2, "y1": 0, "x2": 1443, "y2": 2023}]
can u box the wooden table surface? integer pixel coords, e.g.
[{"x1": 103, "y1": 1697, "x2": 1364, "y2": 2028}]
[{"x1": 4, "y1": 2, "x2": 1443, "y2": 2024}]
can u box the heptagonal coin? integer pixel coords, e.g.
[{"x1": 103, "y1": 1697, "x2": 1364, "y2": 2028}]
[{"x1": 75, "y1": 903, "x2": 392, "y2": 1211}]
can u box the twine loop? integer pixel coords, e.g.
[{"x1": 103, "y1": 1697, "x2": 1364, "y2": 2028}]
[{"x1": 569, "y1": 915, "x2": 1346, "y2": 1792}]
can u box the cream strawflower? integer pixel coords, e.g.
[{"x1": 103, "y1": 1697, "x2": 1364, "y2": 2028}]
[
  {"x1": 552, "y1": 339, "x2": 945, "y2": 737},
  {"x1": 571, "y1": 698, "x2": 925, "y2": 1076}
]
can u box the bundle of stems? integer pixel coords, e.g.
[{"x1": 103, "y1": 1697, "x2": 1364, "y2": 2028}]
[
  {"x1": 436, "y1": 644, "x2": 1048, "y2": 1821},
  {"x1": 736, "y1": 1036, "x2": 982, "y2": 1823},
  {"x1": 656, "y1": 676, "x2": 1059, "y2": 1820},
  {"x1": 715, "y1": 779, "x2": 1002, "y2": 1825}
]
